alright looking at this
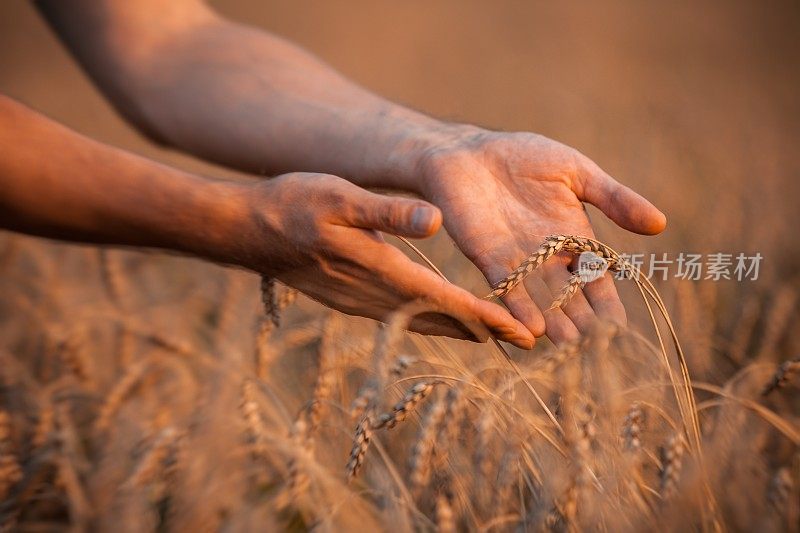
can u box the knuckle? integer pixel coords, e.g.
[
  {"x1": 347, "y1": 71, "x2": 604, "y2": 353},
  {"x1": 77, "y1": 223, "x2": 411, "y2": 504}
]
[
  {"x1": 309, "y1": 173, "x2": 345, "y2": 195},
  {"x1": 326, "y1": 191, "x2": 349, "y2": 216},
  {"x1": 569, "y1": 310, "x2": 596, "y2": 332},
  {"x1": 608, "y1": 301, "x2": 628, "y2": 326},
  {"x1": 300, "y1": 224, "x2": 326, "y2": 250},
  {"x1": 306, "y1": 175, "x2": 353, "y2": 219},
  {"x1": 310, "y1": 172, "x2": 341, "y2": 187},
  {"x1": 382, "y1": 203, "x2": 406, "y2": 229}
]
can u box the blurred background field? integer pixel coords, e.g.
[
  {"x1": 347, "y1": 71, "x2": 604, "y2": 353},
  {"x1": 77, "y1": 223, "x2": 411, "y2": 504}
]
[{"x1": 0, "y1": 1, "x2": 798, "y2": 531}]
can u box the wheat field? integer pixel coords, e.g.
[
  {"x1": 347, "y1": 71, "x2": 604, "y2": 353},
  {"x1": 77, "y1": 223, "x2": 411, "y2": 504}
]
[{"x1": 1, "y1": 1, "x2": 799, "y2": 531}]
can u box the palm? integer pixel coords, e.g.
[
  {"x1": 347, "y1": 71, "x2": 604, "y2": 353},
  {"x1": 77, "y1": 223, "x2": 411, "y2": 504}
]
[{"x1": 420, "y1": 131, "x2": 666, "y2": 344}]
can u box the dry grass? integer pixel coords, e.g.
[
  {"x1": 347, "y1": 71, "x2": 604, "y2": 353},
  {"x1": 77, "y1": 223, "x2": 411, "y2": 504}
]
[{"x1": 0, "y1": 230, "x2": 797, "y2": 532}]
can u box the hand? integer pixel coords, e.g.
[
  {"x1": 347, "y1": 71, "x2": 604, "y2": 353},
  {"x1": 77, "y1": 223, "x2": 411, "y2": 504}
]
[
  {"x1": 235, "y1": 172, "x2": 536, "y2": 348},
  {"x1": 416, "y1": 128, "x2": 667, "y2": 345}
]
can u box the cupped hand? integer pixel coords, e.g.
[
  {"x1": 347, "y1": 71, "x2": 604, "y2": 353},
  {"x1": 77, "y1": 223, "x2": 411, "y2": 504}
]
[
  {"x1": 417, "y1": 129, "x2": 667, "y2": 345},
  {"x1": 239, "y1": 172, "x2": 535, "y2": 348}
]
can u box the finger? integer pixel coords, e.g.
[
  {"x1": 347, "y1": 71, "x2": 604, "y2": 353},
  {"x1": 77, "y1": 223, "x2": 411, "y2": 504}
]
[
  {"x1": 283, "y1": 262, "x2": 486, "y2": 341},
  {"x1": 580, "y1": 273, "x2": 627, "y2": 326},
  {"x1": 408, "y1": 312, "x2": 481, "y2": 341},
  {"x1": 566, "y1": 253, "x2": 627, "y2": 326},
  {"x1": 340, "y1": 186, "x2": 443, "y2": 238},
  {"x1": 527, "y1": 276, "x2": 581, "y2": 346},
  {"x1": 367, "y1": 244, "x2": 536, "y2": 349},
  {"x1": 501, "y1": 288, "x2": 547, "y2": 338},
  {"x1": 484, "y1": 273, "x2": 547, "y2": 339},
  {"x1": 540, "y1": 259, "x2": 596, "y2": 334},
  {"x1": 413, "y1": 267, "x2": 536, "y2": 349},
  {"x1": 474, "y1": 245, "x2": 546, "y2": 339},
  {"x1": 574, "y1": 157, "x2": 667, "y2": 235}
]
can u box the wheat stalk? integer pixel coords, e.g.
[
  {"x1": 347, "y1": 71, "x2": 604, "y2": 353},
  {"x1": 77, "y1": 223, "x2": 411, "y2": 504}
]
[
  {"x1": 755, "y1": 286, "x2": 797, "y2": 361},
  {"x1": 215, "y1": 273, "x2": 243, "y2": 349},
  {"x1": 95, "y1": 358, "x2": 152, "y2": 434},
  {"x1": 98, "y1": 248, "x2": 129, "y2": 309}
]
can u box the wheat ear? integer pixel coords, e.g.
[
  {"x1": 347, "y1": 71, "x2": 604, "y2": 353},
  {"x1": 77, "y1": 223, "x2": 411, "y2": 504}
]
[
  {"x1": 277, "y1": 415, "x2": 313, "y2": 510},
  {"x1": 435, "y1": 489, "x2": 456, "y2": 533},
  {"x1": 622, "y1": 402, "x2": 645, "y2": 452},
  {"x1": 32, "y1": 404, "x2": 55, "y2": 450},
  {"x1": 549, "y1": 273, "x2": 585, "y2": 311},
  {"x1": 485, "y1": 235, "x2": 571, "y2": 298},
  {"x1": 345, "y1": 416, "x2": 372, "y2": 481},
  {"x1": 373, "y1": 380, "x2": 444, "y2": 430},
  {"x1": 127, "y1": 427, "x2": 181, "y2": 489},
  {"x1": 260, "y1": 277, "x2": 298, "y2": 327},
  {"x1": 409, "y1": 394, "x2": 448, "y2": 494},
  {"x1": 767, "y1": 466, "x2": 793, "y2": 511},
  {"x1": 57, "y1": 327, "x2": 91, "y2": 384}
]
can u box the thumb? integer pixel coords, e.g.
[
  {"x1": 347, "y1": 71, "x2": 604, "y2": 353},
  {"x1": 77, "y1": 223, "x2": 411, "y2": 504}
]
[
  {"x1": 577, "y1": 161, "x2": 667, "y2": 235},
  {"x1": 348, "y1": 191, "x2": 442, "y2": 238}
]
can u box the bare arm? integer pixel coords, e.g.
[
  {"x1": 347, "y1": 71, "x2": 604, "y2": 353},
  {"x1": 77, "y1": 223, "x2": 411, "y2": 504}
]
[
  {"x1": 0, "y1": 94, "x2": 533, "y2": 346},
  {"x1": 34, "y1": 0, "x2": 440, "y2": 191},
  {"x1": 0, "y1": 94, "x2": 245, "y2": 259},
  {"x1": 34, "y1": 0, "x2": 667, "y2": 345}
]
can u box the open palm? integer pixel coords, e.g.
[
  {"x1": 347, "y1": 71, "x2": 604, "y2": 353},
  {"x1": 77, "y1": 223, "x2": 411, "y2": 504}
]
[{"x1": 419, "y1": 130, "x2": 667, "y2": 345}]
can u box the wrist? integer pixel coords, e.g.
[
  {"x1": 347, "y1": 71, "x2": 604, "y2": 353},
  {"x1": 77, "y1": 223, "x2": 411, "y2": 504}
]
[
  {"x1": 171, "y1": 177, "x2": 258, "y2": 269},
  {"x1": 360, "y1": 108, "x2": 484, "y2": 195},
  {"x1": 389, "y1": 120, "x2": 488, "y2": 197}
]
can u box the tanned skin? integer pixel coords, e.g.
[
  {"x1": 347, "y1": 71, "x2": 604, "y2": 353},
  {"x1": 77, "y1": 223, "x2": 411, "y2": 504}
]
[{"x1": 1, "y1": 1, "x2": 666, "y2": 348}]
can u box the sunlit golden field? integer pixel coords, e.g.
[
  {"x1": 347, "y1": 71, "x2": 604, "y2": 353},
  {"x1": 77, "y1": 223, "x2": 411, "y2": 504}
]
[{"x1": 1, "y1": 1, "x2": 798, "y2": 531}]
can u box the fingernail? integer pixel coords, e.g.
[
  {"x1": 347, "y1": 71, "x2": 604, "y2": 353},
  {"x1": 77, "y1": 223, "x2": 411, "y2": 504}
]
[
  {"x1": 494, "y1": 325, "x2": 517, "y2": 336},
  {"x1": 411, "y1": 207, "x2": 433, "y2": 234},
  {"x1": 513, "y1": 336, "x2": 535, "y2": 350}
]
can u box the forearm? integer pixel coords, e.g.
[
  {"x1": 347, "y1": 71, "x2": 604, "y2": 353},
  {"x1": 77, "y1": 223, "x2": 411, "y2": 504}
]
[
  {"x1": 0, "y1": 95, "x2": 250, "y2": 266},
  {"x1": 141, "y1": 21, "x2": 457, "y2": 190},
  {"x1": 36, "y1": 1, "x2": 470, "y2": 193}
]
